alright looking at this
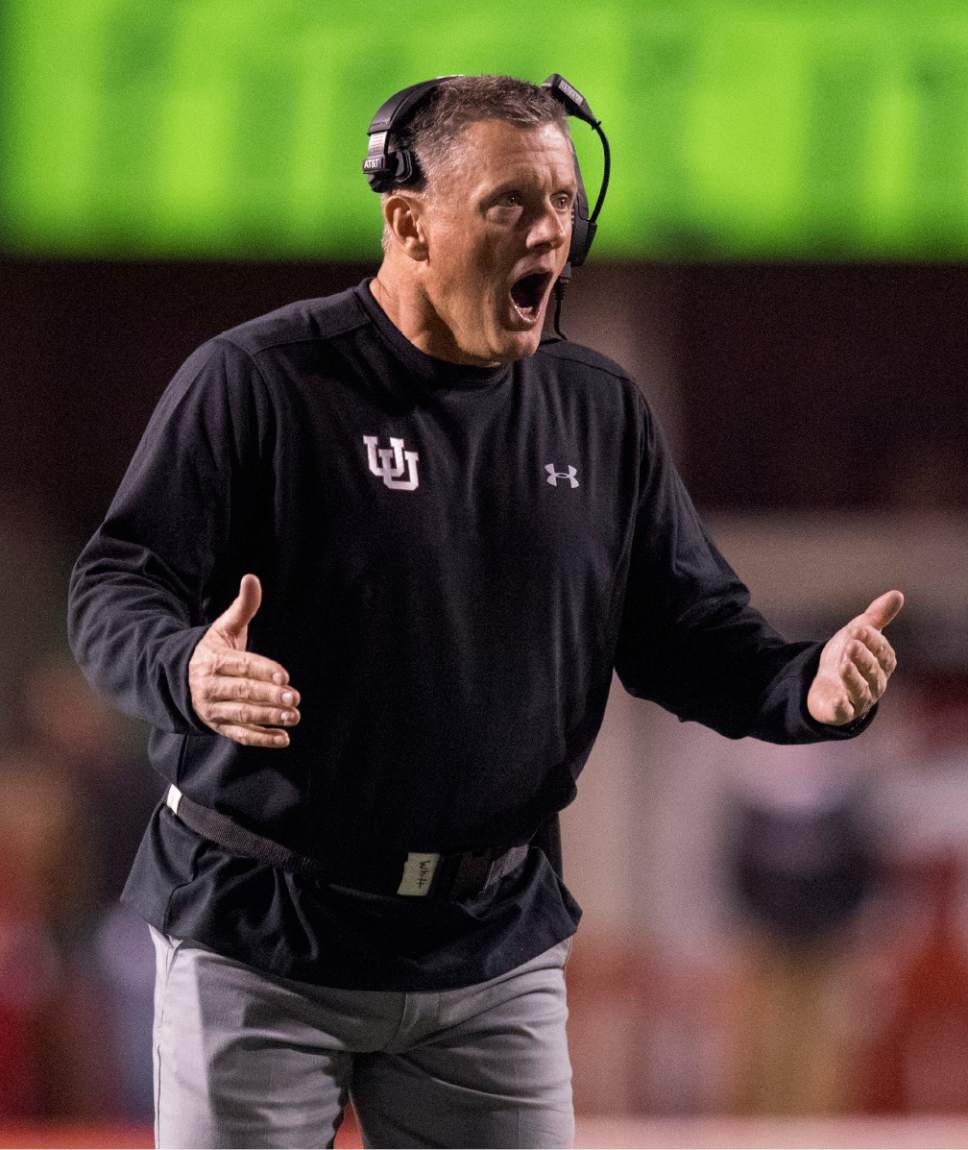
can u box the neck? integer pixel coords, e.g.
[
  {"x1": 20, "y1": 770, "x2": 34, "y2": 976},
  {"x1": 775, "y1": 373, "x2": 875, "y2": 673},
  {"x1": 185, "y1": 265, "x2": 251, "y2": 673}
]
[{"x1": 370, "y1": 261, "x2": 500, "y2": 368}]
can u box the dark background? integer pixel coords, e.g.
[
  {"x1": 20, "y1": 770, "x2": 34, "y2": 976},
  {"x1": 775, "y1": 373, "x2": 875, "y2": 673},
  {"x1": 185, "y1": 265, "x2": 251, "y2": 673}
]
[{"x1": 6, "y1": 260, "x2": 965, "y2": 554}]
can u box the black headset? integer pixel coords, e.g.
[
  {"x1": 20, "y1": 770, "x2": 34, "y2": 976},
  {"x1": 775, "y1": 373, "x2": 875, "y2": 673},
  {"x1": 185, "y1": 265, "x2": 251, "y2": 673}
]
[{"x1": 363, "y1": 74, "x2": 611, "y2": 336}]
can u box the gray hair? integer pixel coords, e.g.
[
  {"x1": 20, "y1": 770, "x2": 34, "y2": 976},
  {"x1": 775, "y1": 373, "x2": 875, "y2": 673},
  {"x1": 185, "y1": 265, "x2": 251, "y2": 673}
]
[{"x1": 379, "y1": 74, "x2": 570, "y2": 251}]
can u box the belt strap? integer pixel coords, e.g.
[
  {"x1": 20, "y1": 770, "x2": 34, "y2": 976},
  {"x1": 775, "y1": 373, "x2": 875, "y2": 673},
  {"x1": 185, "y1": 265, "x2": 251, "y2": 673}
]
[{"x1": 164, "y1": 785, "x2": 528, "y2": 900}]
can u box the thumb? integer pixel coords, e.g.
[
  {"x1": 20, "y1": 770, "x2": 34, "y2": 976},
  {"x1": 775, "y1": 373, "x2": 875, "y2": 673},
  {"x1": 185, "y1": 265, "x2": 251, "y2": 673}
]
[
  {"x1": 216, "y1": 573, "x2": 262, "y2": 638},
  {"x1": 860, "y1": 589, "x2": 904, "y2": 631}
]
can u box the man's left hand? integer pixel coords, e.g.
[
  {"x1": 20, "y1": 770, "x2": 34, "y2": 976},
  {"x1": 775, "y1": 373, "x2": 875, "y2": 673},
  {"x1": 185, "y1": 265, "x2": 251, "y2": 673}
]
[{"x1": 806, "y1": 589, "x2": 904, "y2": 727}]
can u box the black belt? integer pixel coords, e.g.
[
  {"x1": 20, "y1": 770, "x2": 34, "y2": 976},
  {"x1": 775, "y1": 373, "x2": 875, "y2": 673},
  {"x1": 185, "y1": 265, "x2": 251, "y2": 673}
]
[{"x1": 164, "y1": 785, "x2": 529, "y2": 901}]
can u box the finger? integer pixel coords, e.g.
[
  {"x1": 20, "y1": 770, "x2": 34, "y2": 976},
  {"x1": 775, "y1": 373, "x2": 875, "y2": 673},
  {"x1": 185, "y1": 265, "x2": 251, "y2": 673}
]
[
  {"x1": 850, "y1": 626, "x2": 897, "y2": 674},
  {"x1": 861, "y1": 589, "x2": 904, "y2": 632},
  {"x1": 845, "y1": 640, "x2": 887, "y2": 698},
  {"x1": 213, "y1": 650, "x2": 291, "y2": 686},
  {"x1": 214, "y1": 573, "x2": 263, "y2": 640},
  {"x1": 841, "y1": 660, "x2": 874, "y2": 714},
  {"x1": 203, "y1": 676, "x2": 300, "y2": 709},
  {"x1": 206, "y1": 702, "x2": 300, "y2": 729},
  {"x1": 215, "y1": 722, "x2": 291, "y2": 749}
]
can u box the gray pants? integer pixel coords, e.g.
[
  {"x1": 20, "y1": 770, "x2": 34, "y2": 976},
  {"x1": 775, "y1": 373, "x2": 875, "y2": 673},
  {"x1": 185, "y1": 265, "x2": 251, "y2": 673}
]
[{"x1": 149, "y1": 926, "x2": 574, "y2": 1149}]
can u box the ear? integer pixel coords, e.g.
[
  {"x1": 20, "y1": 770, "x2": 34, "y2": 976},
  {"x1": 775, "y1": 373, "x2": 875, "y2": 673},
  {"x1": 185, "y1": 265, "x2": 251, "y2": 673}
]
[{"x1": 382, "y1": 193, "x2": 429, "y2": 261}]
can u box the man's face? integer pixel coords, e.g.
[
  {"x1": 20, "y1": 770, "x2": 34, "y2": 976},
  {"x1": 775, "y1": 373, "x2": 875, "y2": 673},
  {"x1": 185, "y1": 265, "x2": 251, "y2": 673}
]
[{"x1": 417, "y1": 119, "x2": 577, "y2": 366}]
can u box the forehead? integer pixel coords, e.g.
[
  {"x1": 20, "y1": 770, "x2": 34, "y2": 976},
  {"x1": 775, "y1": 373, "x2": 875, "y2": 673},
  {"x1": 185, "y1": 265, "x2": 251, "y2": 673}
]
[{"x1": 448, "y1": 119, "x2": 576, "y2": 193}]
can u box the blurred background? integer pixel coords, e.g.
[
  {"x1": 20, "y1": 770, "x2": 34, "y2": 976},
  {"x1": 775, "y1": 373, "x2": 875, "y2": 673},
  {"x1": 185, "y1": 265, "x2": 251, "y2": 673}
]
[{"x1": 1, "y1": 1, "x2": 967, "y2": 1146}]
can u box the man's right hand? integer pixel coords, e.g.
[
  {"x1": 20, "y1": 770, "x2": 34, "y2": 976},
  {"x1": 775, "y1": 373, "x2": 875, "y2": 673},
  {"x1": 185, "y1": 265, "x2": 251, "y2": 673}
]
[{"x1": 188, "y1": 573, "x2": 300, "y2": 748}]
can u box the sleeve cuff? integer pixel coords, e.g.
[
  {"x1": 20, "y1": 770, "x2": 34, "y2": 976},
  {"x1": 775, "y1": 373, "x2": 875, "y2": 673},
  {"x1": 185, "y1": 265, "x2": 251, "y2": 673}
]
[
  {"x1": 799, "y1": 697, "x2": 879, "y2": 740},
  {"x1": 158, "y1": 624, "x2": 212, "y2": 734}
]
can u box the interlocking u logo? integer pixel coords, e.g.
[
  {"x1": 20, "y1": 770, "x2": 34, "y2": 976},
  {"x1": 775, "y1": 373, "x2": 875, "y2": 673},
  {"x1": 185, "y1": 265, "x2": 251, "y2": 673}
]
[{"x1": 363, "y1": 435, "x2": 420, "y2": 491}]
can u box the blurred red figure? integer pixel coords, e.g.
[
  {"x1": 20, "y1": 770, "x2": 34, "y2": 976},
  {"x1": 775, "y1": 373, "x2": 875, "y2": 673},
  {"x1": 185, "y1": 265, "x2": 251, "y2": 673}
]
[
  {"x1": 859, "y1": 855, "x2": 968, "y2": 1112},
  {"x1": 0, "y1": 750, "x2": 94, "y2": 1117},
  {"x1": 853, "y1": 678, "x2": 968, "y2": 1112}
]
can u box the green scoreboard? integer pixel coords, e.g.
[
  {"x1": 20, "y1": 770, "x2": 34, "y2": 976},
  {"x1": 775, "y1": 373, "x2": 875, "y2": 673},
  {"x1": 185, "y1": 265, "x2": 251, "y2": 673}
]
[{"x1": 3, "y1": 0, "x2": 968, "y2": 259}]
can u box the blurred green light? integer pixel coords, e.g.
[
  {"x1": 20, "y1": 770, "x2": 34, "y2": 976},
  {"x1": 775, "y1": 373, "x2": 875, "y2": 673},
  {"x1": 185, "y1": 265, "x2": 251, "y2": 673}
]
[{"x1": 2, "y1": 0, "x2": 968, "y2": 259}]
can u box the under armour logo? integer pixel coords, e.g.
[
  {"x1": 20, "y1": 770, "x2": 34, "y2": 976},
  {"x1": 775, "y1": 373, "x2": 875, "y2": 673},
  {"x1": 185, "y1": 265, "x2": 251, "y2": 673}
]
[
  {"x1": 545, "y1": 464, "x2": 579, "y2": 488},
  {"x1": 364, "y1": 435, "x2": 420, "y2": 491}
]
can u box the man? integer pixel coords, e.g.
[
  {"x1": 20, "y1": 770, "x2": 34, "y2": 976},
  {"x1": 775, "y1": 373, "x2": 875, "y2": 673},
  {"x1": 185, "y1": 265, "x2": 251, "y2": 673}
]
[{"x1": 68, "y1": 75, "x2": 901, "y2": 1149}]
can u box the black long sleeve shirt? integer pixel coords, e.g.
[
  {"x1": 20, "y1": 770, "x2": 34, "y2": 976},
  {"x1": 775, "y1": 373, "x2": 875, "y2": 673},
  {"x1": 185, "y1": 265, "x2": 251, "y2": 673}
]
[{"x1": 68, "y1": 280, "x2": 868, "y2": 989}]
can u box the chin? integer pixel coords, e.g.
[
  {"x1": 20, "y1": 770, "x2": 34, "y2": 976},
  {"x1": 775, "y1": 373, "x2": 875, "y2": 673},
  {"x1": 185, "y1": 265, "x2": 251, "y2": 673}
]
[{"x1": 491, "y1": 326, "x2": 543, "y2": 363}]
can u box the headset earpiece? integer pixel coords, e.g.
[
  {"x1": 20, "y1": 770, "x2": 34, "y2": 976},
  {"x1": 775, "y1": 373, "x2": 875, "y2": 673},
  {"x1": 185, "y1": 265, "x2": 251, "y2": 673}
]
[
  {"x1": 564, "y1": 138, "x2": 597, "y2": 274},
  {"x1": 363, "y1": 77, "x2": 460, "y2": 192},
  {"x1": 540, "y1": 74, "x2": 609, "y2": 279}
]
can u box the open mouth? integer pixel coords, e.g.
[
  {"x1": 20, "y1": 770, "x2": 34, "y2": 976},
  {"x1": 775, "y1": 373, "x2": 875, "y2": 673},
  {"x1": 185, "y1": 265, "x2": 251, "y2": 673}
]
[{"x1": 509, "y1": 271, "x2": 553, "y2": 325}]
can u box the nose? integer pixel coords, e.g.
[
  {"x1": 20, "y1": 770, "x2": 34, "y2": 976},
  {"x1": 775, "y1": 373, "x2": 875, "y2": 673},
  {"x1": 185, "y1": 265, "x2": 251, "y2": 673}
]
[{"x1": 527, "y1": 202, "x2": 569, "y2": 251}]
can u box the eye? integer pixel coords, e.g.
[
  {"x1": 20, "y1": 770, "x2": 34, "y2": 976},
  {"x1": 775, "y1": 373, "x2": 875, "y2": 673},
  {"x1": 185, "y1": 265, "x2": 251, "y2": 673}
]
[
  {"x1": 554, "y1": 193, "x2": 573, "y2": 212},
  {"x1": 484, "y1": 191, "x2": 524, "y2": 220}
]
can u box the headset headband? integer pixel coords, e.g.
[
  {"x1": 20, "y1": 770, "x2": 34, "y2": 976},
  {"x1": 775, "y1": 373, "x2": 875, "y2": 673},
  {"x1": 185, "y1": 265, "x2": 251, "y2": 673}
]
[
  {"x1": 362, "y1": 73, "x2": 610, "y2": 277},
  {"x1": 362, "y1": 76, "x2": 460, "y2": 192}
]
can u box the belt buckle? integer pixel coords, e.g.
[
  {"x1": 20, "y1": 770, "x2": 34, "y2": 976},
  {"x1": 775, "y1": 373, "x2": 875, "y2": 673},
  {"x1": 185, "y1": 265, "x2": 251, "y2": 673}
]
[
  {"x1": 397, "y1": 848, "x2": 502, "y2": 900},
  {"x1": 449, "y1": 849, "x2": 496, "y2": 900}
]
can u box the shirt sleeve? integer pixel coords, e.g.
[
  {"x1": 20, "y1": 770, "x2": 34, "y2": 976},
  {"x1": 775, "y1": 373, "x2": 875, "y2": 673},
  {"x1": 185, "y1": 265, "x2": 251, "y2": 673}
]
[
  {"x1": 613, "y1": 394, "x2": 873, "y2": 744},
  {"x1": 67, "y1": 338, "x2": 267, "y2": 734}
]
